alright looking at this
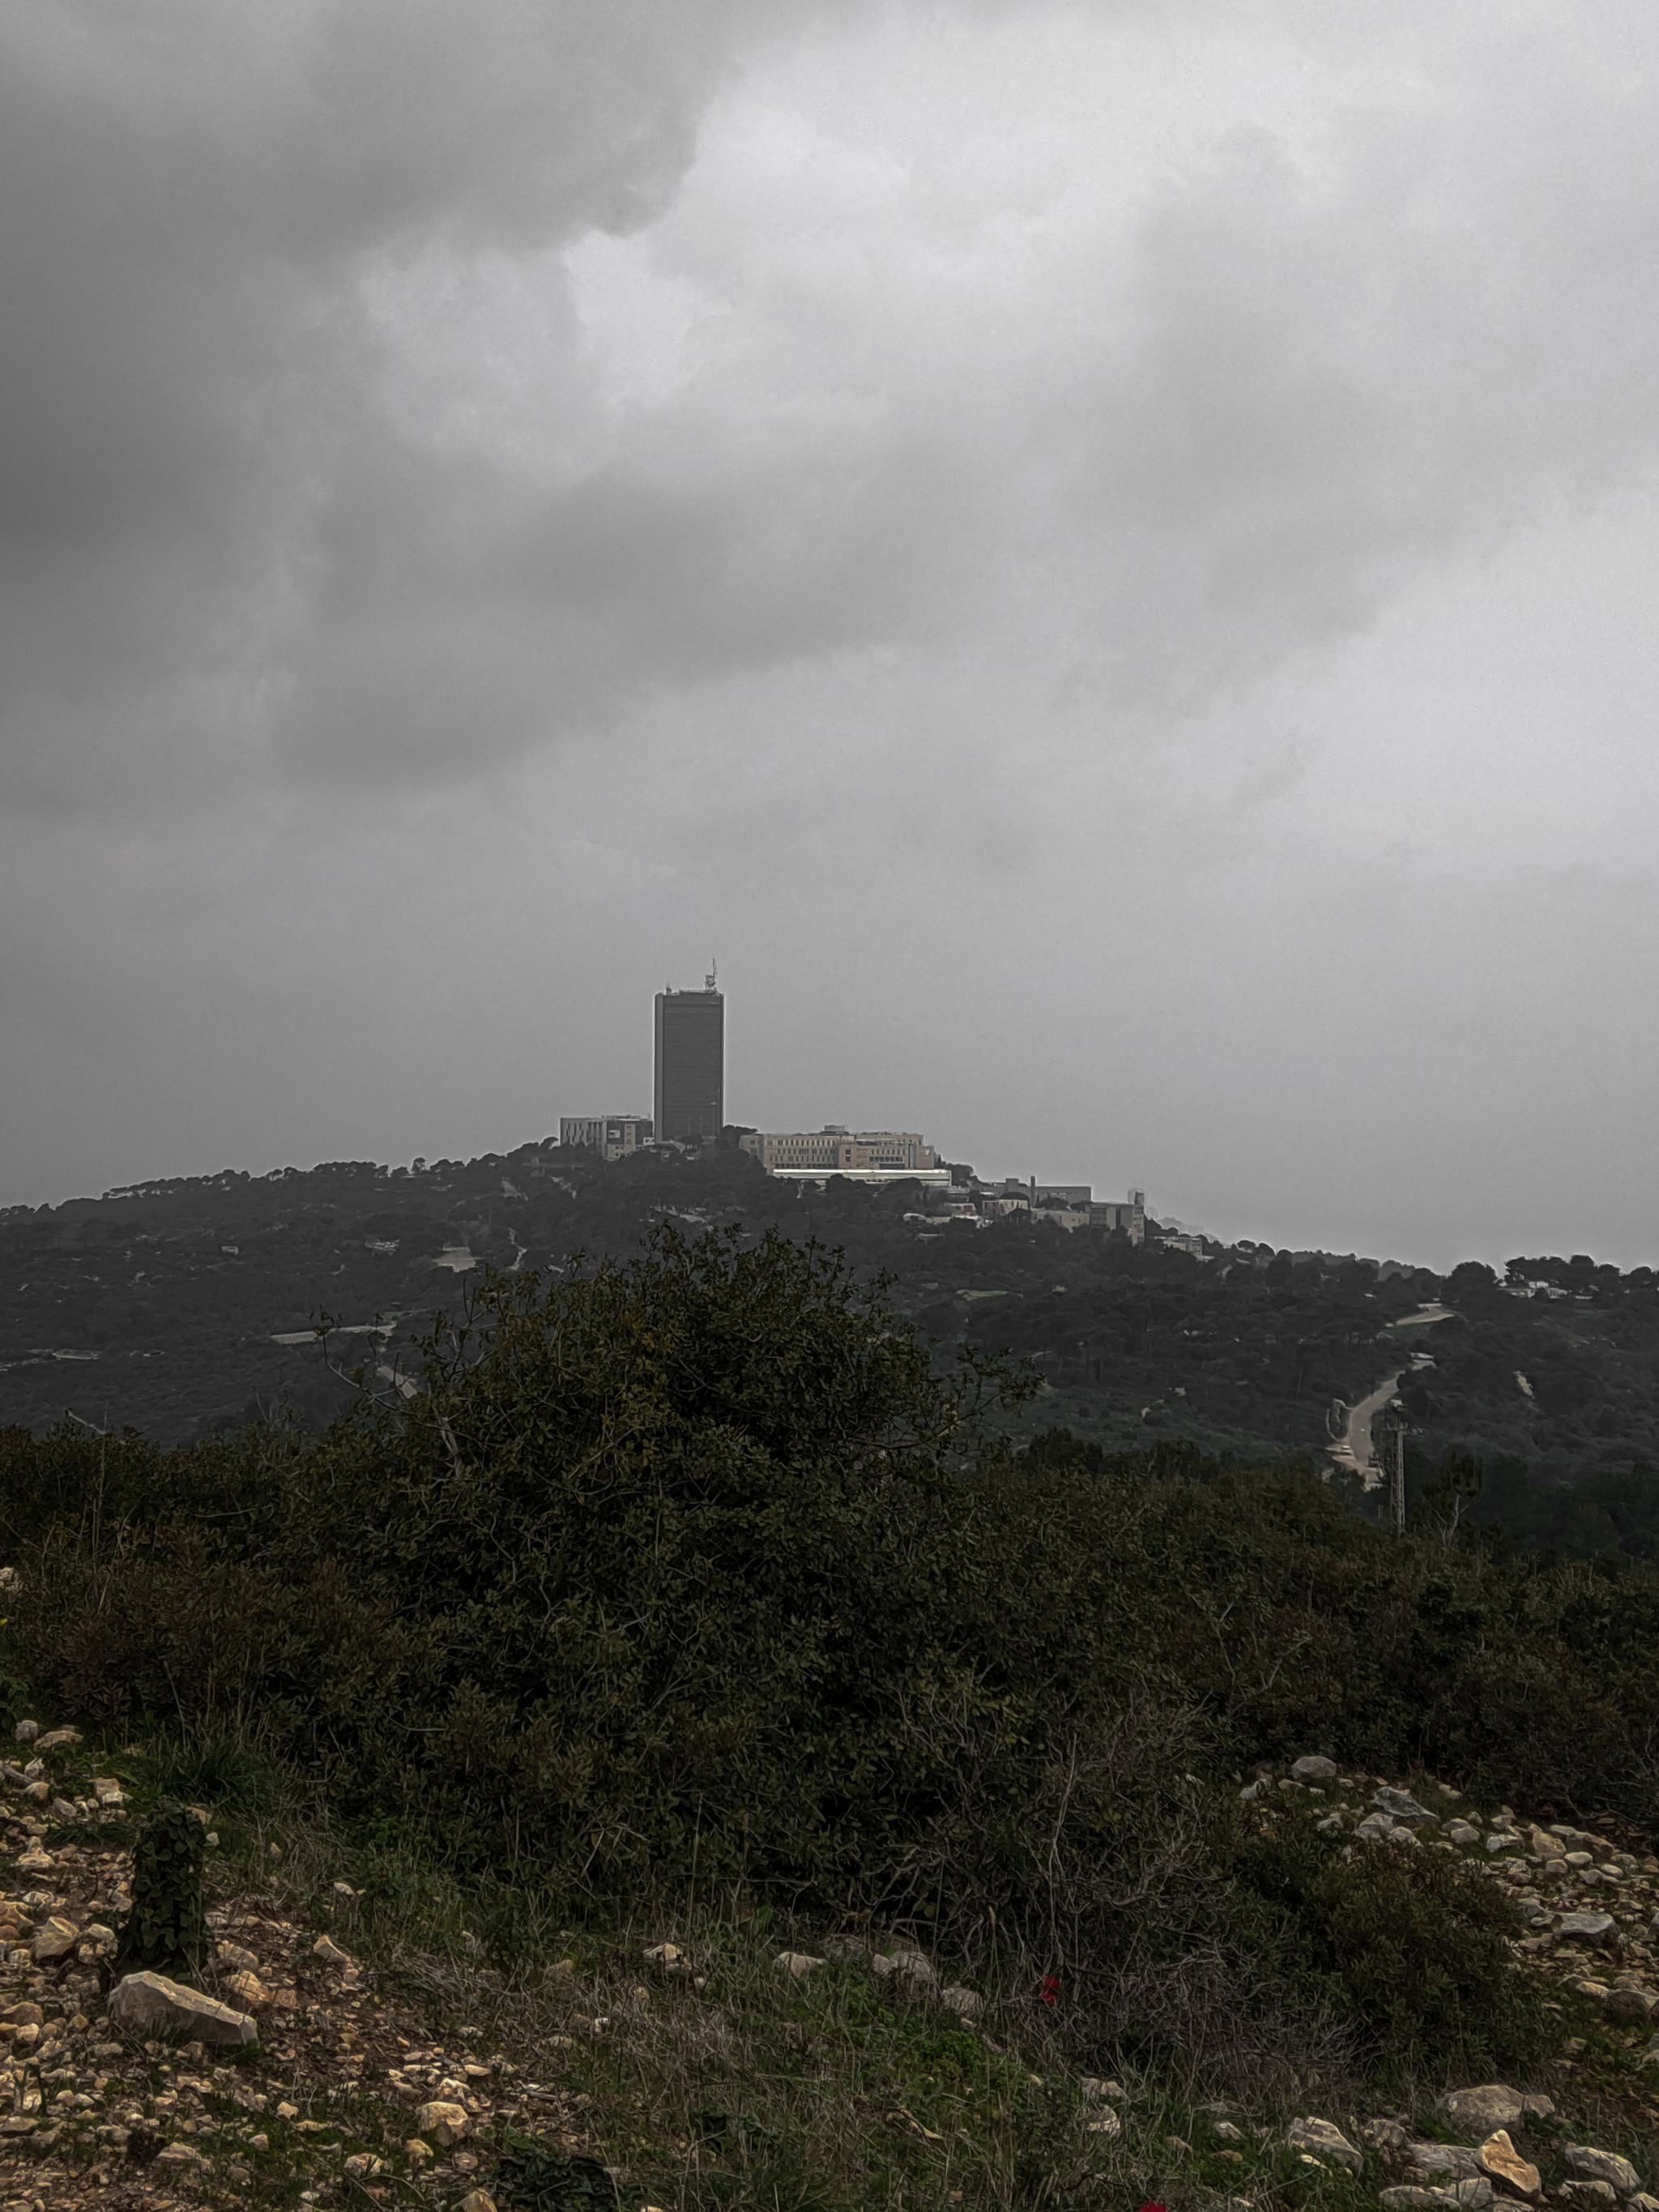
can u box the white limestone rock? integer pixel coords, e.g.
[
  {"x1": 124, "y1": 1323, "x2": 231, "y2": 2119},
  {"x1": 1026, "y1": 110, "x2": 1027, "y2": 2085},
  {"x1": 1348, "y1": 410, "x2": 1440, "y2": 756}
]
[{"x1": 107, "y1": 1970, "x2": 258, "y2": 2047}]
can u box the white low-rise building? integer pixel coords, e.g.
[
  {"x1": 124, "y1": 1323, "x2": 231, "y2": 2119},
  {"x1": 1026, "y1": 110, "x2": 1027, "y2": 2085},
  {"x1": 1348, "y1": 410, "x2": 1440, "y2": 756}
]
[{"x1": 741, "y1": 1127, "x2": 949, "y2": 1185}]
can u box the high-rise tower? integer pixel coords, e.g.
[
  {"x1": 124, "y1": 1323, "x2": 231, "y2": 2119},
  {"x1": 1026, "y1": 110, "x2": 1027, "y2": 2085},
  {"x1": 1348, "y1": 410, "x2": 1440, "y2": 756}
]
[{"x1": 653, "y1": 968, "x2": 724, "y2": 1143}]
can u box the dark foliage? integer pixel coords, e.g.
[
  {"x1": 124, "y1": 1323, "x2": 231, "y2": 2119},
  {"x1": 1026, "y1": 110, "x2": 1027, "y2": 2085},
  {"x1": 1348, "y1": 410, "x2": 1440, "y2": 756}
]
[
  {"x1": 10, "y1": 1136, "x2": 1659, "y2": 1506},
  {"x1": 113, "y1": 1801, "x2": 207, "y2": 1980},
  {"x1": 494, "y1": 2149, "x2": 641, "y2": 2211},
  {"x1": 1230, "y1": 1797, "x2": 1545, "y2": 2081}
]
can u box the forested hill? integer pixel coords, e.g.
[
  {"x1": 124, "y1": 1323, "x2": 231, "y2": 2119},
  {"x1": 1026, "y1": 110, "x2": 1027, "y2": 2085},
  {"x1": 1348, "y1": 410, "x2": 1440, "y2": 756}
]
[{"x1": 2, "y1": 1143, "x2": 1658, "y2": 1545}]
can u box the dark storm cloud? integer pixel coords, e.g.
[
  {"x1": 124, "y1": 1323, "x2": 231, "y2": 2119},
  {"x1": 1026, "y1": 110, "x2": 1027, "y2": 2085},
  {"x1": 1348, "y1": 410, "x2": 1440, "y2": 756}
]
[
  {"x1": 0, "y1": 0, "x2": 840, "y2": 809},
  {"x1": 7, "y1": 0, "x2": 1659, "y2": 815}
]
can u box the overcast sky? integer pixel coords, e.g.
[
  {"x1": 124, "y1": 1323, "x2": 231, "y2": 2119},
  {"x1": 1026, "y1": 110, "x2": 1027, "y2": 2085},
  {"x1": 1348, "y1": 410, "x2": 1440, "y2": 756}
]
[{"x1": 3, "y1": 0, "x2": 1658, "y2": 1269}]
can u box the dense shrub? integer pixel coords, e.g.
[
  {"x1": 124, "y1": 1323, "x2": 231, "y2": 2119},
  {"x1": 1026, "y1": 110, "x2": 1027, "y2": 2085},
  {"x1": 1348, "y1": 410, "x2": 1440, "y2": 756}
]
[{"x1": 1230, "y1": 1797, "x2": 1546, "y2": 2082}]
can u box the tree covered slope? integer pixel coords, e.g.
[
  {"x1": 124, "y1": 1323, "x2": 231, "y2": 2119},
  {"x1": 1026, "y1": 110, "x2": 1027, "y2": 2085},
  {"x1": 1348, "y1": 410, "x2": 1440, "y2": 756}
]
[{"x1": 4, "y1": 1147, "x2": 1659, "y2": 1542}]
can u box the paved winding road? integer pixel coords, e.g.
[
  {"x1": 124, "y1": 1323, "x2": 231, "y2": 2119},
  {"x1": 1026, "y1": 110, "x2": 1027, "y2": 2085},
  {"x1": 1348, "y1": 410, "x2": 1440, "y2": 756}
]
[{"x1": 1328, "y1": 1370, "x2": 1405, "y2": 1488}]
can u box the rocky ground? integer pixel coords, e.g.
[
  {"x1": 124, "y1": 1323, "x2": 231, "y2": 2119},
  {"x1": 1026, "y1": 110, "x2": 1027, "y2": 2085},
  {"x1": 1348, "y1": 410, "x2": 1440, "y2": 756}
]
[
  {"x1": 4, "y1": 1734, "x2": 1659, "y2": 2210},
  {"x1": 0, "y1": 1724, "x2": 597, "y2": 2211},
  {"x1": 1228, "y1": 1757, "x2": 1659, "y2": 2207}
]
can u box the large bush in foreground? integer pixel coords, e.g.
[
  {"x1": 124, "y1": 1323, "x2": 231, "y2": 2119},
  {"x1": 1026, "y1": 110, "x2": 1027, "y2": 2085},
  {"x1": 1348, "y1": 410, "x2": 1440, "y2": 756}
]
[{"x1": 5, "y1": 1231, "x2": 1043, "y2": 1896}]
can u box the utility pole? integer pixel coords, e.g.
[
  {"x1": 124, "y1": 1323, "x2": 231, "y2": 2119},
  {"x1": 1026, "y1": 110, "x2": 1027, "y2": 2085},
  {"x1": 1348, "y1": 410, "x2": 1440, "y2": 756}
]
[{"x1": 1374, "y1": 1406, "x2": 1407, "y2": 1535}]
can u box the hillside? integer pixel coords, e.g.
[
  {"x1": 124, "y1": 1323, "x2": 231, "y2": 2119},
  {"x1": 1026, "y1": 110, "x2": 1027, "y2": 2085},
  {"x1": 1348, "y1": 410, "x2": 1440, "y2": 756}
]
[
  {"x1": 13, "y1": 1229, "x2": 1659, "y2": 2212},
  {"x1": 9, "y1": 1230, "x2": 1659, "y2": 2211},
  {"x1": 5, "y1": 1145, "x2": 1659, "y2": 1540}
]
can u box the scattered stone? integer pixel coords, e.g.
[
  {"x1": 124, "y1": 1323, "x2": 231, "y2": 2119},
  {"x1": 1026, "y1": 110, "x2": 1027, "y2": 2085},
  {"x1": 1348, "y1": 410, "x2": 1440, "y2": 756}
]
[
  {"x1": 1292, "y1": 1756, "x2": 1338, "y2": 1782},
  {"x1": 92, "y1": 1778, "x2": 125, "y2": 1808},
  {"x1": 11, "y1": 1724, "x2": 36, "y2": 1744},
  {"x1": 1286, "y1": 2118, "x2": 1363, "y2": 2172},
  {"x1": 774, "y1": 1952, "x2": 825, "y2": 1978},
  {"x1": 414, "y1": 2099, "x2": 471, "y2": 2146},
  {"x1": 1530, "y1": 1827, "x2": 1567, "y2": 1860},
  {"x1": 1365, "y1": 2119, "x2": 1411, "y2": 2151},
  {"x1": 1559, "y1": 2186, "x2": 1618, "y2": 2208},
  {"x1": 1476, "y1": 2130, "x2": 1542, "y2": 2198},
  {"x1": 1448, "y1": 1821, "x2": 1482, "y2": 1845},
  {"x1": 406, "y1": 2137, "x2": 434, "y2": 2167},
  {"x1": 13, "y1": 1847, "x2": 51, "y2": 1877},
  {"x1": 940, "y1": 1984, "x2": 983, "y2": 2017},
  {"x1": 1384, "y1": 2189, "x2": 1491, "y2": 2210},
  {"x1": 345, "y1": 2152, "x2": 387, "y2": 2177},
  {"x1": 32, "y1": 1728, "x2": 79, "y2": 1753},
  {"x1": 1446, "y1": 2087, "x2": 1535, "y2": 2134},
  {"x1": 1606, "y1": 1988, "x2": 1658, "y2": 2022},
  {"x1": 1373, "y1": 1786, "x2": 1436, "y2": 1823},
  {"x1": 1557, "y1": 1912, "x2": 1619, "y2": 1948},
  {"x1": 1412, "y1": 2145, "x2": 1483, "y2": 2179},
  {"x1": 311, "y1": 1934, "x2": 350, "y2": 1966},
  {"x1": 29, "y1": 1918, "x2": 77, "y2": 1963},
  {"x1": 643, "y1": 1943, "x2": 683, "y2": 1967},
  {"x1": 872, "y1": 1950, "x2": 936, "y2": 1984},
  {"x1": 107, "y1": 1969, "x2": 258, "y2": 2047},
  {"x1": 1357, "y1": 1813, "x2": 1401, "y2": 1842},
  {"x1": 457, "y1": 2193, "x2": 497, "y2": 2212},
  {"x1": 1085, "y1": 2109, "x2": 1122, "y2": 2139},
  {"x1": 224, "y1": 1969, "x2": 271, "y2": 2011},
  {"x1": 1563, "y1": 2149, "x2": 1641, "y2": 2195}
]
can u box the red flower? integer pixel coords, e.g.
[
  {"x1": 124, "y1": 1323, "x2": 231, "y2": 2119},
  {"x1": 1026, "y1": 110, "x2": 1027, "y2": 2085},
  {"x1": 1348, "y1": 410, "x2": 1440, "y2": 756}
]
[
  {"x1": 1040, "y1": 1974, "x2": 1061, "y2": 2006},
  {"x1": 1138, "y1": 2201, "x2": 1167, "y2": 2212}
]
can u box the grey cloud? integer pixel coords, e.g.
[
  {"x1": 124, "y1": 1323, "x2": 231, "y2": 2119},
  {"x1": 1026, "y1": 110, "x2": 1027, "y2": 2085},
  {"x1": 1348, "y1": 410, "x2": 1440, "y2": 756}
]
[
  {"x1": 1056, "y1": 109, "x2": 1659, "y2": 708},
  {"x1": 0, "y1": 0, "x2": 825, "y2": 809},
  {"x1": 9, "y1": 0, "x2": 1659, "y2": 817}
]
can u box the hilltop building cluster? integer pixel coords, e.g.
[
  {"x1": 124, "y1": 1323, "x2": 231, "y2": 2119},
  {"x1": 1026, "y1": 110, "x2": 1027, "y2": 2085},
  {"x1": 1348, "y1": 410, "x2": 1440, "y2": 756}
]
[
  {"x1": 740, "y1": 1128, "x2": 945, "y2": 1182},
  {"x1": 561, "y1": 976, "x2": 1150, "y2": 1238}
]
